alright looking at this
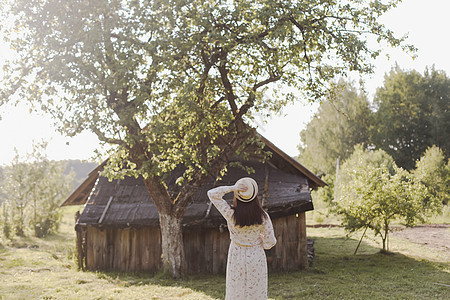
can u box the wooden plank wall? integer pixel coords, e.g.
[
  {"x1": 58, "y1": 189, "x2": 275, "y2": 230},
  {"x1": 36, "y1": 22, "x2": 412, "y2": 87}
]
[
  {"x1": 184, "y1": 228, "x2": 230, "y2": 274},
  {"x1": 82, "y1": 212, "x2": 307, "y2": 273},
  {"x1": 266, "y1": 212, "x2": 307, "y2": 271},
  {"x1": 85, "y1": 227, "x2": 161, "y2": 272}
]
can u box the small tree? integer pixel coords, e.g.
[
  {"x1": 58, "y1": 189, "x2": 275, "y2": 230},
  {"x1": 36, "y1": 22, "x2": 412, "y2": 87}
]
[
  {"x1": 413, "y1": 146, "x2": 449, "y2": 205},
  {"x1": 309, "y1": 172, "x2": 335, "y2": 222},
  {"x1": 335, "y1": 146, "x2": 441, "y2": 252},
  {"x1": 1, "y1": 152, "x2": 32, "y2": 237},
  {"x1": 28, "y1": 144, "x2": 74, "y2": 237},
  {"x1": 1, "y1": 200, "x2": 11, "y2": 239},
  {"x1": 0, "y1": 142, "x2": 74, "y2": 238}
]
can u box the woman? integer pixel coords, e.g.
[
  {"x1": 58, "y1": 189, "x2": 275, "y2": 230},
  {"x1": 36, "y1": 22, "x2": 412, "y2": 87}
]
[{"x1": 207, "y1": 177, "x2": 277, "y2": 300}]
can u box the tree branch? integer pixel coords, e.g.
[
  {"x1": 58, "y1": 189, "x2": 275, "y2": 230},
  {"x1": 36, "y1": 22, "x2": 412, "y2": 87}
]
[
  {"x1": 172, "y1": 127, "x2": 255, "y2": 216},
  {"x1": 91, "y1": 126, "x2": 125, "y2": 146},
  {"x1": 236, "y1": 74, "x2": 282, "y2": 120},
  {"x1": 217, "y1": 53, "x2": 239, "y2": 117},
  {"x1": 289, "y1": 16, "x2": 313, "y2": 80}
]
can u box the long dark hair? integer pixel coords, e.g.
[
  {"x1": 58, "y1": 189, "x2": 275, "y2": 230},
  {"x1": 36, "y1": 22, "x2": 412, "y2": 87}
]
[{"x1": 232, "y1": 196, "x2": 266, "y2": 227}]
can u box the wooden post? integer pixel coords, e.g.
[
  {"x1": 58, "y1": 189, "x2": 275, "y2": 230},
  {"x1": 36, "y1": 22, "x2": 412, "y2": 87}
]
[
  {"x1": 76, "y1": 227, "x2": 85, "y2": 270},
  {"x1": 298, "y1": 212, "x2": 307, "y2": 269}
]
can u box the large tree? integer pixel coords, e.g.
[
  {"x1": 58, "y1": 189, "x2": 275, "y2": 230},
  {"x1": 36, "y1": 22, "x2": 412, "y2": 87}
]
[
  {"x1": 298, "y1": 80, "x2": 373, "y2": 175},
  {"x1": 0, "y1": 0, "x2": 409, "y2": 277},
  {"x1": 372, "y1": 66, "x2": 450, "y2": 170}
]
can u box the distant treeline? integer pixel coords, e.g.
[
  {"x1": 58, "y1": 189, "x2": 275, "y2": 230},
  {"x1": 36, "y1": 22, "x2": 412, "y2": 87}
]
[
  {"x1": 63, "y1": 160, "x2": 99, "y2": 190},
  {"x1": 0, "y1": 159, "x2": 98, "y2": 205}
]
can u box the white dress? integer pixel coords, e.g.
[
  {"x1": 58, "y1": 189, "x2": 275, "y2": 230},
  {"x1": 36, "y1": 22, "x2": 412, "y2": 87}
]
[{"x1": 207, "y1": 186, "x2": 277, "y2": 300}]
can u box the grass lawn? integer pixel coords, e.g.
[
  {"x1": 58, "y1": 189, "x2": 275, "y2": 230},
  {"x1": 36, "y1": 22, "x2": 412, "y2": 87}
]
[{"x1": 0, "y1": 206, "x2": 448, "y2": 299}]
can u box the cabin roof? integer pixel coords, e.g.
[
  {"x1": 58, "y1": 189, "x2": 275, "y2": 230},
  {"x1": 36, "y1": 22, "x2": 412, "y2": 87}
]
[
  {"x1": 77, "y1": 159, "x2": 313, "y2": 228},
  {"x1": 62, "y1": 134, "x2": 325, "y2": 208},
  {"x1": 64, "y1": 135, "x2": 326, "y2": 228}
]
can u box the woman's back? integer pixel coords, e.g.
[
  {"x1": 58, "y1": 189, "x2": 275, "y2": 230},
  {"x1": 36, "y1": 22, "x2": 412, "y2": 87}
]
[{"x1": 227, "y1": 212, "x2": 275, "y2": 249}]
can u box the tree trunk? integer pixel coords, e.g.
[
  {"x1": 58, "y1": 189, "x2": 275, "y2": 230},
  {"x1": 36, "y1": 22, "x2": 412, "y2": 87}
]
[
  {"x1": 385, "y1": 227, "x2": 389, "y2": 252},
  {"x1": 33, "y1": 198, "x2": 37, "y2": 237},
  {"x1": 17, "y1": 203, "x2": 25, "y2": 237},
  {"x1": 142, "y1": 175, "x2": 188, "y2": 278},
  {"x1": 382, "y1": 220, "x2": 389, "y2": 253},
  {"x1": 159, "y1": 211, "x2": 185, "y2": 278}
]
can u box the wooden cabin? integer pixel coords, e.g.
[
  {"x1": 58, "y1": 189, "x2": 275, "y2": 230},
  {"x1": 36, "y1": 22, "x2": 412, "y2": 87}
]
[{"x1": 62, "y1": 136, "x2": 326, "y2": 274}]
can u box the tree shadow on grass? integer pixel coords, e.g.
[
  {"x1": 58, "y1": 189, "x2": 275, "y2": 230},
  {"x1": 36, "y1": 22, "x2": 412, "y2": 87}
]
[
  {"x1": 91, "y1": 236, "x2": 449, "y2": 300},
  {"x1": 93, "y1": 270, "x2": 226, "y2": 299}
]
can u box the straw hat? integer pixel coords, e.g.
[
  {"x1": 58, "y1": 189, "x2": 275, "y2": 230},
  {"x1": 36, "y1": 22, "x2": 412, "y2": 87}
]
[{"x1": 235, "y1": 177, "x2": 258, "y2": 202}]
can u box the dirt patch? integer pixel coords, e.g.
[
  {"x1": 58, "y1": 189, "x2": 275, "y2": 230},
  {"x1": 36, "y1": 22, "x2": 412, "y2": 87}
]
[{"x1": 391, "y1": 224, "x2": 450, "y2": 253}]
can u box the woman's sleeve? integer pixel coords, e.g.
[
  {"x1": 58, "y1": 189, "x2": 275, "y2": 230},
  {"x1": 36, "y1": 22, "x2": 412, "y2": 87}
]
[
  {"x1": 261, "y1": 212, "x2": 277, "y2": 250},
  {"x1": 207, "y1": 186, "x2": 235, "y2": 221}
]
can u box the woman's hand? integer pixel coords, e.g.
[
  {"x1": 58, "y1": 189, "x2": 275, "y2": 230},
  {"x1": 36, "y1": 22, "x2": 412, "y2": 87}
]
[{"x1": 233, "y1": 182, "x2": 248, "y2": 193}]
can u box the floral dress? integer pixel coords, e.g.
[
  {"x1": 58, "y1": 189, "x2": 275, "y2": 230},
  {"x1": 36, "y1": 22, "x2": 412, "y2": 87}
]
[{"x1": 207, "y1": 186, "x2": 277, "y2": 300}]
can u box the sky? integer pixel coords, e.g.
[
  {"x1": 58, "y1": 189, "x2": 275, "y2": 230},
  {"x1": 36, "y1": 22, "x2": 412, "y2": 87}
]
[{"x1": 1, "y1": 0, "x2": 449, "y2": 166}]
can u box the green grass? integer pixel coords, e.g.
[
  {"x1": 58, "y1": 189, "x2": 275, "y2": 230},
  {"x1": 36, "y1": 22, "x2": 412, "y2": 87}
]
[
  {"x1": 0, "y1": 207, "x2": 448, "y2": 299},
  {"x1": 292, "y1": 227, "x2": 449, "y2": 299}
]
